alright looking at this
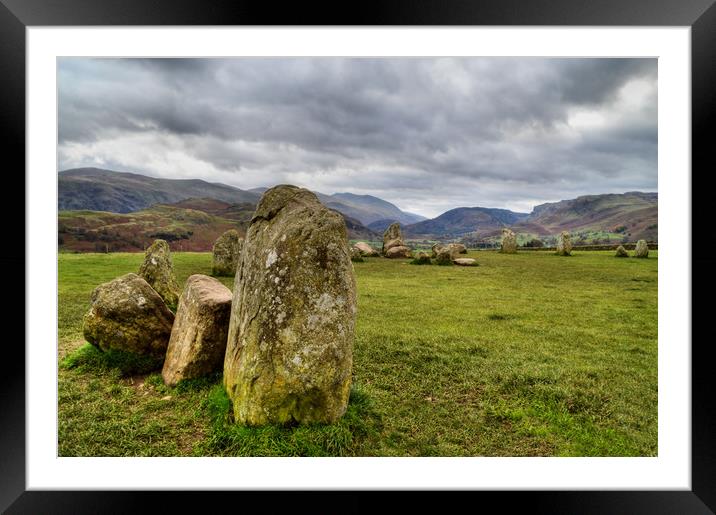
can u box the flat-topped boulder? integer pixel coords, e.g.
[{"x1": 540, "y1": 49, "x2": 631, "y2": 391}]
[
  {"x1": 634, "y1": 239, "x2": 649, "y2": 258},
  {"x1": 82, "y1": 273, "x2": 174, "y2": 358},
  {"x1": 138, "y1": 239, "x2": 181, "y2": 310},
  {"x1": 224, "y1": 185, "x2": 357, "y2": 426},
  {"x1": 454, "y1": 258, "x2": 478, "y2": 266},
  {"x1": 555, "y1": 231, "x2": 572, "y2": 256},
  {"x1": 353, "y1": 241, "x2": 379, "y2": 257},
  {"x1": 162, "y1": 275, "x2": 233, "y2": 387},
  {"x1": 385, "y1": 245, "x2": 413, "y2": 259},
  {"x1": 212, "y1": 229, "x2": 243, "y2": 276},
  {"x1": 500, "y1": 229, "x2": 517, "y2": 254}
]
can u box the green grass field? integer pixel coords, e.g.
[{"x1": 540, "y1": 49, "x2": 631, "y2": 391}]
[{"x1": 58, "y1": 249, "x2": 657, "y2": 457}]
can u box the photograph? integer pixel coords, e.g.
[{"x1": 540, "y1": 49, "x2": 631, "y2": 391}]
[{"x1": 56, "y1": 56, "x2": 659, "y2": 458}]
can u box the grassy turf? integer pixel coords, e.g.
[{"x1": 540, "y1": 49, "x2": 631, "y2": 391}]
[{"x1": 58, "y1": 250, "x2": 657, "y2": 456}]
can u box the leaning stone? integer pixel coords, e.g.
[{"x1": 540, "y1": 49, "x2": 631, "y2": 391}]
[
  {"x1": 224, "y1": 185, "x2": 357, "y2": 426},
  {"x1": 634, "y1": 240, "x2": 649, "y2": 258},
  {"x1": 454, "y1": 258, "x2": 478, "y2": 266},
  {"x1": 82, "y1": 273, "x2": 174, "y2": 358},
  {"x1": 500, "y1": 228, "x2": 517, "y2": 254},
  {"x1": 555, "y1": 231, "x2": 572, "y2": 256},
  {"x1": 212, "y1": 229, "x2": 243, "y2": 276},
  {"x1": 138, "y1": 239, "x2": 181, "y2": 310},
  {"x1": 353, "y1": 241, "x2": 379, "y2": 257},
  {"x1": 162, "y1": 275, "x2": 232, "y2": 387},
  {"x1": 385, "y1": 246, "x2": 413, "y2": 259},
  {"x1": 431, "y1": 243, "x2": 444, "y2": 258},
  {"x1": 615, "y1": 245, "x2": 629, "y2": 257}
]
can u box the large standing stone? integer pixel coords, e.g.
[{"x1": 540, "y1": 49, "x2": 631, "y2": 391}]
[
  {"x1": 212, "y1": 229, "x2": 243, "y2": 276},
  {"x1": 555, "y1": 231, "x2": 572, "y2": 256},
  {"x1": 224, "y1": 185, "x2": 357, "y2": 426},
  {"x1": 82, "y1": 273, "x2": 174, "y2": 358},
  {"x1": 500, "y1": 228, "x2": 517, "y2": 254},
  {"x1": 353, "y1": 241, "x2": 379, "y2": 257},
  {"x1": 138, "y1": 239, "x2": 181, "y2": 310},
  {"x1": 162, "y1": 275, "x2": 232, "y2": 387},
  {"x1": 615, "y1": 245, "x2": 629, "y2": 257},
  {"x1": 634, "y1": 239, "x2": 649, "y2": 258}
]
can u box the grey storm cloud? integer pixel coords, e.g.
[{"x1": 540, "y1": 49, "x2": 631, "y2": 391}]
[{"x1": 58, "y1": 57, "x2": 657, "y2": 217}]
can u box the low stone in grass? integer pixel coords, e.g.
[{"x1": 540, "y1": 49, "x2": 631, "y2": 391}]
[
  {"x1": 385, "y1": 245, "x2": 413, "y2": 259},
  {"x1": 212, "y1": 229, "x2": 243, "y2": 276},
  {"x1": 452, "y1": 243, "x2": 468, "y2": 254},
  {"x1": 350, "y1": 247, "x2": 365, "y2": 262},
  {"x1": 615, "y1": 245, "x2": 629, "y2": 257},
  {"x1": 500, "y1": 228, "x2": 517, "y2": 254},
  {"x1": 138, "y1": 239, "x2": 181, "y2": 310},
  {"x1": 162, "y1": 275, "x2": 232, "y2": 387},
  {"x1": 82, "y1": 273, "x2": 174, "y2": 358},
  {"x1": 555, "y1": 231, "x2": 572, "y2": 256},
  {"x1": 435, "y1": 247, "x2": 454, "y2": 265},
  {"x1": 353, "y1": 241, "x2": 379, "y2": 257},
  {"x1": 634, "y1": 239, "x2": 649, "y2": 258},
  {"x1": 453, "y1": 258, "x2": 478, "y2": 266},
  {"x1": 410, "y1": 252, "x2": 432, "y2": 265}
]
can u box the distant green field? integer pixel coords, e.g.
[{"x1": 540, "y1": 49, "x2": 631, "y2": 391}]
[{"x1": 58, "y1": 249, "x2": 658, "y2": 457}]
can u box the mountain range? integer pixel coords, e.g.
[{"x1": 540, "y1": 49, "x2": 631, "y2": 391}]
[{"x1": 57, "y1": 168, "x2": 657, "y2": 252}]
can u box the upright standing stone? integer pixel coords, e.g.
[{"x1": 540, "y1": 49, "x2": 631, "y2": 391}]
[
  {"x1": 162, "y1": 275, "x2": 233, "y2": 386},
  {"x1": 382, "y1": 222, "x2": 405, "y2": 254},
  {"x1": 634, "y1": 239, "x2": 649, "y2": 258},
  {"x1": 212, "y1": 229, "x2": 243, "y2": 276},
  {"x1": 500, "y1": 228, "x2": 517, "y2": 254},
  {"x1": 138, "y1": 239, "x2": 181, "y2": 310},
  {"x1": 82, "y1": 273, "x2": 174, "y2": 358},
  {"x1": 224, "y1": 185, "x2": 357, "y2": 426},
  {"x1": 615, "y1": 245, "x2": 629, "y2": 257},
  {"x1": 555, "y1": 231, "x2": 572, "y2": 256}
]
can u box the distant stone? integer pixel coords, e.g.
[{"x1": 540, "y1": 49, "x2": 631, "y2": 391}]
[
  {"x1": 452, "y1": 243, "x2": 468, "y2": 254},
  {"x1": 410, "y1": 252, "x2": 432, "y2": 265},
  {"x1": 353, "y1": 241, "x2": 379, "y2": 257},
  {"x1": 500, "y1": 228, "x2": 517, "y2": 254},
  {"x1": 615, "y1": 245, "x2": 629, "y2": 257},
  {"x1": 385, "y1": 245, "x2": 413, "y2": 259},
  {"x1": 162, "y1": 275, "x2": 232, "y2": 387},
  {"x1": 224, "y1": 185, "x2": 357, "y2": 426},
  {"x1": 138, "y1": 239, "x2": 181, "y2": 310},
  {"x1": 435, "y1": 247, "x2": 454, "y2": 265},
  {"x1": 82, "y1": 273, "x2": 174, "y2": 358},
  {"x1": 212, "y1": 229, "x2": 243, "y2": 276},
  {"x1": 350, "y1": 247, "x2": 365, "y2": 262},
  {"x1": 431, "y1": 243, "x2": 444, "y2": 258},
  {"x1": 555, "y1": 231, "x2": 572, "y2": 256},
  {"x1": 634, "y1": 240, "x2": 649, "y2": 258},
  {"x1": 382, "y1": 222, "x2": 407, "y2": 255},
  {"x1": 454, "y1": 258, "x2": 478, "y2": 266}
]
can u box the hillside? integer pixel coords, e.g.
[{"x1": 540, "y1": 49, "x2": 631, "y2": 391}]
[
  {"x1": 59, "y1": 168, "x2": 422, "y2": 227},
  {"x1": 403, "y1": 207, "x2": 529, "y2": 237},
  {"x1": 58, "y1": 205, "x2": 246, "y2": 253},
  {"x1": 59, "y1": 168, "x2": 261, "y2": 213}
]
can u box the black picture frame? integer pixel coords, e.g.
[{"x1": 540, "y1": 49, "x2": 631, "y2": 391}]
[{"x1": 2, "y1": 0, "x2": 714, "y2": 512}]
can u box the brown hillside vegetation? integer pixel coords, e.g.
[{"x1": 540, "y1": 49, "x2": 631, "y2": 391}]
[{"x1": 58, "y1": 205, "x2": 246, "y2": 252}]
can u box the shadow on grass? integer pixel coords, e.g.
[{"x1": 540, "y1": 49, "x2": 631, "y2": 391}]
[
  {"x1": 197, "y1": 383, "x2": 383, "y2": 457},
  {"x1": 60, "y1": 343, "x2": 163, "y2": 377}
]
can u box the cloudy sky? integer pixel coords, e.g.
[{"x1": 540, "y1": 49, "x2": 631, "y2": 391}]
[{"x1": 58, "y1": 58, "x2": 657, "y2": 218}]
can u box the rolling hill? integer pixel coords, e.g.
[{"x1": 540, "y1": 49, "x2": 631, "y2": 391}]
[
  {"x1": 403, "y1": 207, "x2": 529, "y2": 237},
  {"x1": 58, "y1": 168, "x2": 422, "y2": 227}
]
